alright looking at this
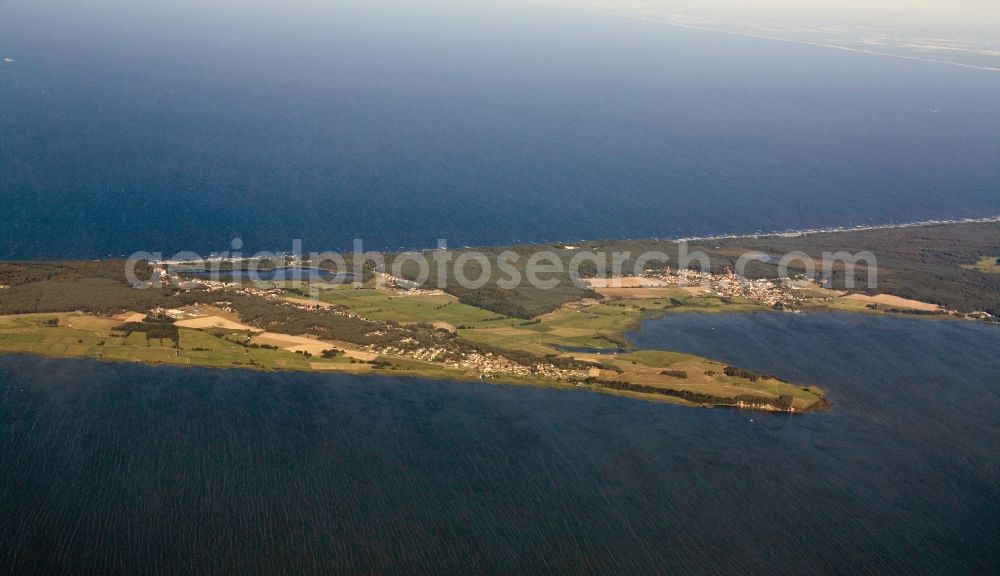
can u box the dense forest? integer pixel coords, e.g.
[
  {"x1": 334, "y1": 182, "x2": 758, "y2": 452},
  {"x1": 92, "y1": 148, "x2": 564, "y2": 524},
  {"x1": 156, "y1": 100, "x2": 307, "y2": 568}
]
[
  {"x1": 386, "y1": 249, "x2": 597, "y2": 319},
  {"x1": 377, "y1": 222, "x2": 1000, "y2": 317},
  {"x1": 706, "y1": 222, "x2": 1000, "y2": 315}
]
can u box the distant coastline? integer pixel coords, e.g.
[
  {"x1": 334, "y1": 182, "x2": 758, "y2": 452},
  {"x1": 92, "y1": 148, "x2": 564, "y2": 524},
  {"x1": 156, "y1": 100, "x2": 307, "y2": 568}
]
[
  {"x1": 335, "y1": 213, "x2": 1000, "y2": 257},
  {"x1": 670, "y1": 214, "x2": 1000, "y2": 244}
]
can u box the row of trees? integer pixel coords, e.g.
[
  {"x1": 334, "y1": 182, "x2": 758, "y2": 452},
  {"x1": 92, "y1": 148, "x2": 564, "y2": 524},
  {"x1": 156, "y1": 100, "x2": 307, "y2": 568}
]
[
  {"x1": 116, "y1": 319, "x2": 180, "y2": 345},
  {"x1": 724, "y1": 366, "x2": 785, "y2": 383}
]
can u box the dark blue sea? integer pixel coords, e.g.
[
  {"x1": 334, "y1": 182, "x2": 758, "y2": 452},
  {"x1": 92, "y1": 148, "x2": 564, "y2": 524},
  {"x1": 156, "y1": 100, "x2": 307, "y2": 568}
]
[
  {"x1": 3, "y1": 2, "x2": 1000, "y2": 571},
  {"x1": 2, "y1": 0, "x2": 1000, "y2": 259},
  {"x1": 2, "y1": 313, "x2": 998, "y2": 574}
]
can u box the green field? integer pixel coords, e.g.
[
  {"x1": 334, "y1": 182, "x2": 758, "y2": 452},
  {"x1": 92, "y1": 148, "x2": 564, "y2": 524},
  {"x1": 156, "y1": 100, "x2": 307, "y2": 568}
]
[
  {"x1": 0, "y1": 313, "x2": 482, "y2": 382},
  {"x1": 458, "y1": 292, "x2": 767, "y2": 352},
  {"x1": 0, "y1": 315, "x2": 313, "y2": 371},
  {"x1": 0, "y1": 295, "x2": 830, "y2": 412},
  {"x1": 12, "y1": 220, "x2": 1000, "y2": 412},
  {"x1": 447, "y1": 295, "x2": 829, "y2": 411},
  {"x1": 317, "y1": 288, "x2": 522, "y2": 328},
  {"x1": 963, "y1": 256, "x2": 1000, "y2": 274}
]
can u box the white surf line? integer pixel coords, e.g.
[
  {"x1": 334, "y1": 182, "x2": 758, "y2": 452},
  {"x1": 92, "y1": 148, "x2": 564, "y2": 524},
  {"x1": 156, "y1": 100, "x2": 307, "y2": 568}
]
[
  {"x1": 528, "y1": 1, "x2": 1000, "y2": 73},
  {"x1": 672, "y1": 215, "x2": 1000, "y2": 244}
]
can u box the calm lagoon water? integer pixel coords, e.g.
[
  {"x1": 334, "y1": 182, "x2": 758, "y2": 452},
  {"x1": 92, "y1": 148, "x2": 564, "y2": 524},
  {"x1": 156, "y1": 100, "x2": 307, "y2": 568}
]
[{"x1": 1, "y1": 312, "x2": 998, "y2": 574}]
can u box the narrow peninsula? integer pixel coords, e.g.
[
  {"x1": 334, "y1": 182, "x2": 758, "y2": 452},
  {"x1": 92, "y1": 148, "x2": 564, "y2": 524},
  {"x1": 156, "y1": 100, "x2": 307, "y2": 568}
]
[{"x1": 2, "y1": 220, "x2": 999, "y2": 413}]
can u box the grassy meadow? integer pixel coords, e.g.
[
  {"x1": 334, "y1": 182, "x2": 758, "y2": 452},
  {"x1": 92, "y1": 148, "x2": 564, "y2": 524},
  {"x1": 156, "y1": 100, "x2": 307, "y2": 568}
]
[
  {"x1": 317, "y1": 287, "x2": 523, "y2": 328},
  {"x1": 0, "y1": 314, "x2": 315, "y2": 370},
  {"x1": 963, "y1": 256, "x2": 1000, "y2": 274}
]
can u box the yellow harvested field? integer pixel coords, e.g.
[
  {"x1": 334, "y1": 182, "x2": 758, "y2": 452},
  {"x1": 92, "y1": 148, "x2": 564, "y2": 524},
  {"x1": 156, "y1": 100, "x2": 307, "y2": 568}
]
[
  {"x1": 680, "y1": 286, "x2": 712, "y2": 295},
  {"x1": 283, "y1": 296, "x2": 338, "y2": 309},
  {"x1": 309, "y1": 362, "x2": 374, "y2": 372},
  {"x1": 841, "y1": 294, "x2": 940, "y2": 312},
  {"x1": 191, "y1": 305, "x2": 244, "y2": 322},
  {"x1": 61, "y1": 316, "x2": 121, "y2": 332},
  {"x1": 341, "y1": 349, "x2": 378, "y2": 361},
  {"x1": 253, "y1": 332, "x2": 379, "y2": 361},
  {"x1": 113, "y1": 312, "x2": 147, "y2": 323},
  {"x1": 476, "y1": 326, "x2": 538, "y2": 338},
  {"x1": 563, "y1": 353, "x2": 609, "y2": 365},
  {"x1": 433, "y1": 322, "x2": 458, "y2": 333},
  {"x1": 174, "y1": 316, "x2": 262, "y2": 332},
  {"x1": 595, "y1": 287, "x2": 677, "y2": 299},
  {"x1": 584, "y1": 277, "x2": 669, "y2": 288},
  {"x1": 549, "y1": 327, "x2": 599, "y2": 337},
  {"x1": 286, "y1": 343, "x2": 336, "y2": 355},
  {"x1": 252, "y1": 332, "x2": 321, "y2": 347}
]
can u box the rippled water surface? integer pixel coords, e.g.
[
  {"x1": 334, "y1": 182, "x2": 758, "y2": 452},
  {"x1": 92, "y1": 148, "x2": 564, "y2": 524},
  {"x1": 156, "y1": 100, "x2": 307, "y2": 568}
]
[
  {"x1": 3, "y1": 0, "x2": 1000, "y2": 258},
  {"x1": 1, "y1": 313, "x2": 998, "y2": 574}
]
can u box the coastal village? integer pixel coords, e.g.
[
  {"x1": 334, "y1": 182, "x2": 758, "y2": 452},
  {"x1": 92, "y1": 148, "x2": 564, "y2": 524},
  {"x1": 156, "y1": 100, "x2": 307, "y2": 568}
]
[
  {"x1": 114, "y1": 250, "x2": 1000, "y2": 397},
  {"x1": 584, "y1": 266, "x2": 985, "y2": 319},
  {"x1": 139, "y1": 256, "x2": 985, "y2": 387},
  {"x1": 8, "y1": 243, "x2": 987, "y2": 414},
  {"x1": 633, "y1": 266, "x2": 811, "y2": 309}
]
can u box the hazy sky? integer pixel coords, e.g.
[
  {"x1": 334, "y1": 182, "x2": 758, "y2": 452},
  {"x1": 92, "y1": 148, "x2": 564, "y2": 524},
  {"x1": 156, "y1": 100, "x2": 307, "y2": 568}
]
[
  {"x1": 781, "y1": 0, "x2": 999, "y2": 18},
  {"x1": 597, "y1": 0, "x2": 1000, "y2": 19},
  {"x1": 565, "y1": 0, "x2": 998, "y2": 22},
  {"x1": 539, "y1": 0, "x2": 1000, "y2": 71}
]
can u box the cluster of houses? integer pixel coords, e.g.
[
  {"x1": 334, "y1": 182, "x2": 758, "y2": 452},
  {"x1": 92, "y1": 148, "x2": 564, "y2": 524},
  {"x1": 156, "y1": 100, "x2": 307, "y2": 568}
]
[
  {"x1": 235, "y1": 287, "x2": 285, "y2": 299},
  {"x1": 368, "y1": 343, "x2": 587, "y2": 381},
  {"x1": 645, "y1": 267, "x2": 808, "y2": 309},
  {"x1": 447, "y1": 350, "x2": 587, "y2": 380},
  {"x1": 377, "y1": 273, "x2": 446, "y2": 296}
]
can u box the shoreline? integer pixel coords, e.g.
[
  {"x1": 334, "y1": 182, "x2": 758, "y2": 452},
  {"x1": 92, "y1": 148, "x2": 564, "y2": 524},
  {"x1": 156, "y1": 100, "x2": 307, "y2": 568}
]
[
  {"x1": 6, "y1": 213, "x2": 1000, "y2": 264},
  {"x1": 0, "y1": 349, "x2": 735, "y2": 411},
  {"x1": 5, "y1": 289, "x2": 986, "y2": 413},
  {"x1": 0, "y1": 303, "x2": 833, "y2": 413},
  {"x1": 4, "y1": 218, "x2": 1000, "y2": 413},
  {"x1": 8, "y1": 295, "x2": 995, "y2": 409},
  {"x1": 670, "y1": 215, "x2": 1000, "y2": 244}
]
